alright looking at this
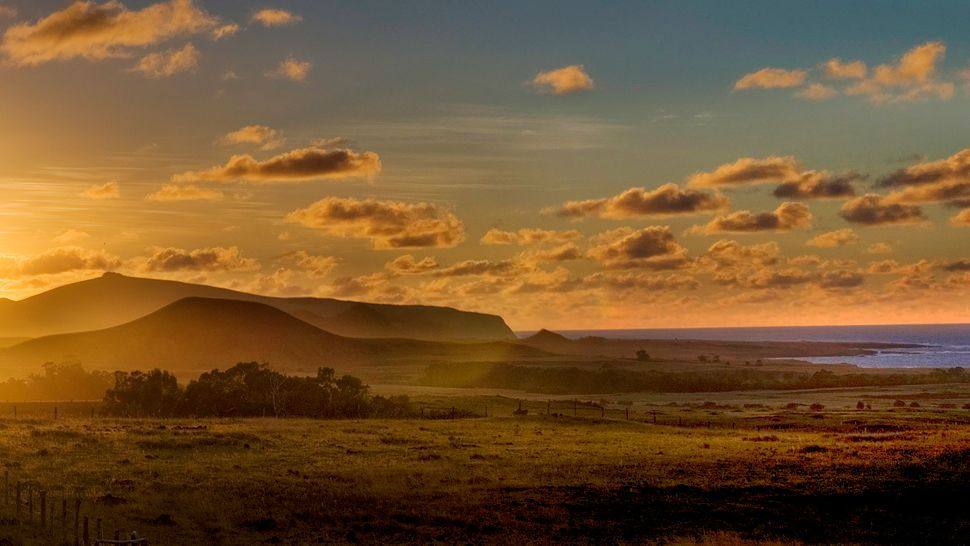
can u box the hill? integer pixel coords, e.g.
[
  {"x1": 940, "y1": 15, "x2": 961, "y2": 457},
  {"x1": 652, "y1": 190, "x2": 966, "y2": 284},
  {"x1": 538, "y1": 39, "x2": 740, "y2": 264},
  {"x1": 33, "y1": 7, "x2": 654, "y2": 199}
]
[
  {"x1": 0, "y1": 297, "x2": 545, "y2": 374},
  {"x1": 0, "y1": 273, "x2": 514, "y2": 341}
]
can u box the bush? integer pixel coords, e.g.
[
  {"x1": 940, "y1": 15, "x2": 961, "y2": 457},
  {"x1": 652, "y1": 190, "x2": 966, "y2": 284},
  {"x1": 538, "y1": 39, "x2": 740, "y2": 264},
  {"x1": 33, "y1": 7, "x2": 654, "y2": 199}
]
[
  {"x1": 103, "y1": 362, "x2": 412, "y2": 418},
  {"x1": 809, "y1": 403, "x2": 825, "y2": 412}
]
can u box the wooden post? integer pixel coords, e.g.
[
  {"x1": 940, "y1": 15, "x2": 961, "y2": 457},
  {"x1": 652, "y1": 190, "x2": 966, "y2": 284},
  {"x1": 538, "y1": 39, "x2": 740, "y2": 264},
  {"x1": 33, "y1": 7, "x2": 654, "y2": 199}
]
[
  {"x1": 75, "y1": 492, "x2": 82, "y2": 546},
  {"x1": 114, "y1": 529, "x2": 121, "y2": 541},
  {"x1": 39, "y1": 490, "x2": 45, "y2": 528},
  {"x1": 96, "y1": 518, "x2": 102, "y2": 540},
  {"x1": 54, "y1": 406, "x2": 58, "y2": 420},
  {"x1": 573, "y1": 399, "x2": 577, "y2": 416},
  {"x1": 15, "y1": 482, "x2": 21, "y2": 517},
  {"x1": 27, "y1": 484, "x2": 33, "y2": 523},
  {"x1": 651, "y1": 410, "x2": 658, "y2": 424},
  {"x1": 83, "y1": 516, "x2": 89, "y2": 546},
  {"x1": 547, "y1": 400, "x2": 551, "y2": 415},
  {"x1": 625, "y1": 408, "x2": 629, "y2": 420},
  {"x1": 450, "y1": 407, "x2": 455, "y2": 419},
  {"x1": 12, "y1": 405, "x2": 15, "y2": 417},
  {"x1": 3, "y1": 470, "x2": 7, "y2": 505},
  {"x1": 600, "y1": 406, "x2": 604, "y2": 418},
  {"x1": 61, "y1": 497, "x2": 67, "y2": 540}
]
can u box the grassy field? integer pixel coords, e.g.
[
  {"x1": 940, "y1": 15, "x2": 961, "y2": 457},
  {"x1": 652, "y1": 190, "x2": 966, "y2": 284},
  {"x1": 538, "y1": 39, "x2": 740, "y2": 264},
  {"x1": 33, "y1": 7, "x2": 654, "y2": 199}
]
[{"x1": 0, "y1": 383, "x2": 967, "y2": 544}]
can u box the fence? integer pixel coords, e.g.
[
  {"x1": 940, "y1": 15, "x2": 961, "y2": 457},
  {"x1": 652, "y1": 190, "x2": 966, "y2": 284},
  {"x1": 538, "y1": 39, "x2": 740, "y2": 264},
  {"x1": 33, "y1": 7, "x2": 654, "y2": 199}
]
[{"x1": 0, "y1": 470, "x2": 148, "y2": 545}]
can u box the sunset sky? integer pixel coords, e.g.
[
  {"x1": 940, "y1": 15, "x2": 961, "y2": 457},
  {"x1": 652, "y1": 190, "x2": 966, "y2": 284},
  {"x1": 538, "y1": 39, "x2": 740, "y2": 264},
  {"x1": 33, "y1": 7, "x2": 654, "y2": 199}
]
[{"x1": 1, "y1": 0, "x2": 968, "y2": 330}]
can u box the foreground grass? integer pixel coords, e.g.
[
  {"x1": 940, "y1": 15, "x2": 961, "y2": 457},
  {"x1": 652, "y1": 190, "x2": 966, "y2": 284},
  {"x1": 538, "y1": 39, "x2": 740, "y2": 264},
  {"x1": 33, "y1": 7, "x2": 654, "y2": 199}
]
[{"x1": 0, "y1": 387, "x2": 968, "y2": 544}]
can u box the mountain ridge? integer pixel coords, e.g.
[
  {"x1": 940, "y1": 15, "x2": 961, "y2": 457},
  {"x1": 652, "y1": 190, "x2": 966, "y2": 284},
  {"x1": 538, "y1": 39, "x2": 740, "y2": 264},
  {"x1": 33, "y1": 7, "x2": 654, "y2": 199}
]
[
  {"x1": 0, "y1": 296, "x2": 545, "y2": 373},
  {"x1": 0, "y1": 273, "x2": 515, "y2": 342}
]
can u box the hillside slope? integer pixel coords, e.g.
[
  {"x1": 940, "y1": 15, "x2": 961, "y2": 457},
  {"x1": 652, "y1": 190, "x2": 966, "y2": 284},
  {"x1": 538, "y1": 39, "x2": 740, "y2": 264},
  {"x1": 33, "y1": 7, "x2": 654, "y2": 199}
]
[
  {"x1": 0, "y1": 273, "x2": 514, "y2": 341},
  {"x1": 0, "y1": 298, "x2": 545, "y2": 374}
]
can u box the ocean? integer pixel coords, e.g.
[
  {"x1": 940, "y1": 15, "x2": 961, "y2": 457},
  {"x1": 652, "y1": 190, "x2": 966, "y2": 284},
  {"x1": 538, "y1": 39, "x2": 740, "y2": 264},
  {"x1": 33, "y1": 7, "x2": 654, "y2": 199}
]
[{"x1": 517, "y1": 323, "x2": 970, "y2": 368}]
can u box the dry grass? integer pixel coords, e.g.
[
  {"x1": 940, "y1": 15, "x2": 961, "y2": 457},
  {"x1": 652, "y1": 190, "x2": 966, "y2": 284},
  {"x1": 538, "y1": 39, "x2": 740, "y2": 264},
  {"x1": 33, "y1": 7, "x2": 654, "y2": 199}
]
[{"x1": 0, "y1": 385, "x2": 966, "y2": 544}]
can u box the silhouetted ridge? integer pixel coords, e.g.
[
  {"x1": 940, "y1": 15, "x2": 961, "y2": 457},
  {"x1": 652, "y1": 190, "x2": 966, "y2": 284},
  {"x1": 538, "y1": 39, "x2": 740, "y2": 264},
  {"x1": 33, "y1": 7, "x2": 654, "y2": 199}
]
[{"x1": 0, "y1": 273, "x2": 515, "y2": 341}]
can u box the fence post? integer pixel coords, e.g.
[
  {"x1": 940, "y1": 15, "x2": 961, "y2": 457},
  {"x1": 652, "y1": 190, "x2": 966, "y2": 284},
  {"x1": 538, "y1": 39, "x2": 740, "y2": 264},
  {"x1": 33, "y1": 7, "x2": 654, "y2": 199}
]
[
  {"x1": 3, "y1": 470, "x2": 7, "y2": 506},
  {"x1": 547, "y1": 400, "x2": 551, "y2": 415},
  {"x1": 83, "y1": 516, "x2": 89, "y2": 546},
  {"x1": 601, "y1": 406, "x2": 604, "y2": 418},
  {"x1": 40, "y1": 490, "x2": 46, "y2": 528},
  {"x1": 27, "y1": 484, "x2": 33, "y2": 523},
  {"x1": 74, "y1": 491, "x2": 82, "y2": 546},
  {"x1": 96, "y1": 517, "x2": 102, "y2": 541},
  {"x1": 54, "y1": 406, "x2": 58, "y2": 420},
  {"x1": 15, "y1": 482, "x2": 21, "y2": 517},
  {"x1": 625, "y1": 408, "x2": 629, "y2": 420},
  {"x1": 573, "y1": 399, "x2": 577, "y2": 416}
]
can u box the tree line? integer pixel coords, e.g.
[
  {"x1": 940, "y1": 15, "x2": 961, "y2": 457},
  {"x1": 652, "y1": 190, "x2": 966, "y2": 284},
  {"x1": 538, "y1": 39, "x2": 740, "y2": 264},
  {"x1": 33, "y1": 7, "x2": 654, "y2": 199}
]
[
  {"x1": 0, "y1": 362, "x2": 113, "y2": 402},
  {"x1": 102, "y1": 362, "x2": 413, "y2": 418},
  {"x1": 422, "y1": 362, "x2": 970, "y2": 394}
]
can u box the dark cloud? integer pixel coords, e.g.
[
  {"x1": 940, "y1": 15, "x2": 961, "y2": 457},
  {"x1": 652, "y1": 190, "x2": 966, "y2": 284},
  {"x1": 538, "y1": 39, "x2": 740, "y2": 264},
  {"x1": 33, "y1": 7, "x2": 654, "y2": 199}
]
[
  {"x1": 690, "y1": 202, "x2": 812, "y2": 234},
  {"x1": 553, "y1": 184, "x2": 728, "y2": 219},
  {"x1": 174, "y1": 146, "x2": 381, "y2": 183},
  {"x1": 839, "y1": 194, "x2": 926, "y2": 225},
  {"x1": 286, "y1": 197, "x2": 465, "y2": 249},
  {"x1": 773, "y1": 172, "x2": 861, "y2": 199}
]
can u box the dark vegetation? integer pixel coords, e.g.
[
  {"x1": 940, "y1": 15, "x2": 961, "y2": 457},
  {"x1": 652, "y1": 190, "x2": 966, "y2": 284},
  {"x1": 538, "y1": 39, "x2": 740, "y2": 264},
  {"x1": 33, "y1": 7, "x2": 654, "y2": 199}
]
[
  {"x1": 423, "y1": 362, "x2": 970, "y2": 394},
  {"x1": 0, "y1": 362, "x2": 112, "y2": 401},
  {"x1": 103, "y1": 362, "x2": 413, "y2": 418}
]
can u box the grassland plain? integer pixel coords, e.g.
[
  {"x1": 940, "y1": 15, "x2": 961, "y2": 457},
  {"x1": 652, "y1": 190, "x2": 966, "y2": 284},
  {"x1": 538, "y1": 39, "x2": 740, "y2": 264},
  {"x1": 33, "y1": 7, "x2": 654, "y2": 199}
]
[{"x1": 0, "y1": 383, "x2": 966, "y2": 544}]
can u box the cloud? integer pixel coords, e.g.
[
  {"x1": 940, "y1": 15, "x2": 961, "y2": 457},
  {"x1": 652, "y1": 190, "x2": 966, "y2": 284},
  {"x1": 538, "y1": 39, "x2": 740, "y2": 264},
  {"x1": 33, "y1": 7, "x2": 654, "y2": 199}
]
[
  {"x1": 734, "y1": 68, "x2": 807, "y2": 90},
  {"x1": 702, "y1": 240, "x2": 780, "y2": 268},
  {"x1": 817, "y1": 270, "x2": 865, "y2": 289},
  {"x1": 266, "y1": 56, "x2": 311, "y2": 82},
  {"x1": 866, "y1": 242, "x2": 893, "y2": 254},
  {"x1": 879, "y1": 148, "x2": 970, "y2": 188},
  {"x1": 1, "y1": 0, "x2": 219, "y2": 66},
  {"x1": 687, "y1": 156, "x2": 802, "y2": 187},
  {"x1": 129, "y1": 42, "x2": 199, "y2": 78},
  {"x1": 823, "y1": 58, "x2": 867, "y2": 79},
  {"x1": 839, "y1": 194, "x2": 926, "y2": 226},
  {"x1": 689, "y1": 202, "x2": 812, "y2": 234},
  {"x1": 212, "y1": 23, "x2": 239, "y2": 40},
  {"x1": 582, "y1": 272, "x2": 699, "y2": 292},
  {"x1": 252, "y1": 8, "x2": 302, "y2": 27},
  {"x1": 0, "y1": 247, "x2": 121, "y2": 278},
  {"x1": 587, "y1": 226, "x2": 690, "y2": 270},
  {"x1": 172, "y1": 146, "x2": 381, "y2": 184},
  {"x1": 53, "y1": 229, "x2": 91, "y2": 245},
  {"x1": 950, "y1": 208, "x2": 970, "y2": 227},
  {"x1": 285, "y1": 197, "x2": 465, "y2": 249},
  {"x1": 525, "y1": 243, "x2": 584, "y2": 263},
  {"x1": 137, "y1": 246, "x2": 259, "y2": 272},
  {"x1": 806, "y1": 228, "x2": 858, "y2": 248},
  {"x1": 291, "y1": 251, "x2": 339, "y2": 278},
  {"x1": 145, "y1": 184, "x2": 223, "y2": 201},
  {"x1": 772, "y1": 171, "x2": 860, "y2": 199},
  {"x1": 385, "y1": 255, "x2": 438, "y2": 275},
  {"x1": 82, "y1": 181, "x2": 120, "y2": 199},
  {"x1": 435, "y1": 259, "x2": 525, "y2": 278},
  {"x1": 795, "y1": 83, "x2": 838, "y2": 101},
  {"x1": 481, "y1": 228, "x2": 581, "y2": 245},
  {"x1": 552, "y1": 183, "x2": 729, "y2": 219},
  {"x1": 0, "y1": 5, "x2": 16, "y2": 19},
  {"x1": 531, "y1": 65, "x2": 595, "y2": 95},
  {"x1": 861, "y1": 41, "x2": 955, "y2": 100},
  {"x1": 877, "y1": 149, "x2": 970, "y2": 207},
  {"x1": 219, "y1": 125, "x2": 285, "y2": 150},
  {"x1": 736, "y1": 42, "x2": 956, "y2": 104}
]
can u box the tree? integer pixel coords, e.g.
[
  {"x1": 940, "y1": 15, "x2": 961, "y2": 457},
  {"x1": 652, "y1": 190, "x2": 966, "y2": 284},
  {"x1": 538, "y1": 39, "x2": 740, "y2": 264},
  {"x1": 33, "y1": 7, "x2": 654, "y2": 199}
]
[{"x1": 636, "y1": 350, "x2": 650, "y2": 362}]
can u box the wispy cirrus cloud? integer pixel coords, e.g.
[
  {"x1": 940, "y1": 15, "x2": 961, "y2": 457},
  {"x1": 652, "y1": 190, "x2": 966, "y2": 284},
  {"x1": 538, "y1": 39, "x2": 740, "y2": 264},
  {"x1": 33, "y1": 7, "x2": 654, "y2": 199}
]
[
  {"x1": 129, "y1": 43, "x2": 199, "y2": 78},
  {"x1": 81, "y1": 181, "x2": 120, "y2": 199},
  {"x1": 145, "y1": 184, "x2": 223, "y2": 202}
]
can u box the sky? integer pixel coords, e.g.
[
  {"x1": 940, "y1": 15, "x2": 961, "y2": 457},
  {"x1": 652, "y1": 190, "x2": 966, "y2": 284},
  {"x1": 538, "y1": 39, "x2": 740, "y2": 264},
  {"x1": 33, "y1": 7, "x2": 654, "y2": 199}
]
[{"x1": 0, "y1": 0, "x2": 968, "y2": 330}]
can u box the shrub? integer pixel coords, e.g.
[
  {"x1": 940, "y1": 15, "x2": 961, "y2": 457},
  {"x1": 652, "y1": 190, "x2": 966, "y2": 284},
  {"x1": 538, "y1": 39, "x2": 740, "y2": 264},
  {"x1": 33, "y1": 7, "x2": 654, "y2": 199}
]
[{"x1": 809, "y1": 403, "x2": 824, "y2": 412}]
